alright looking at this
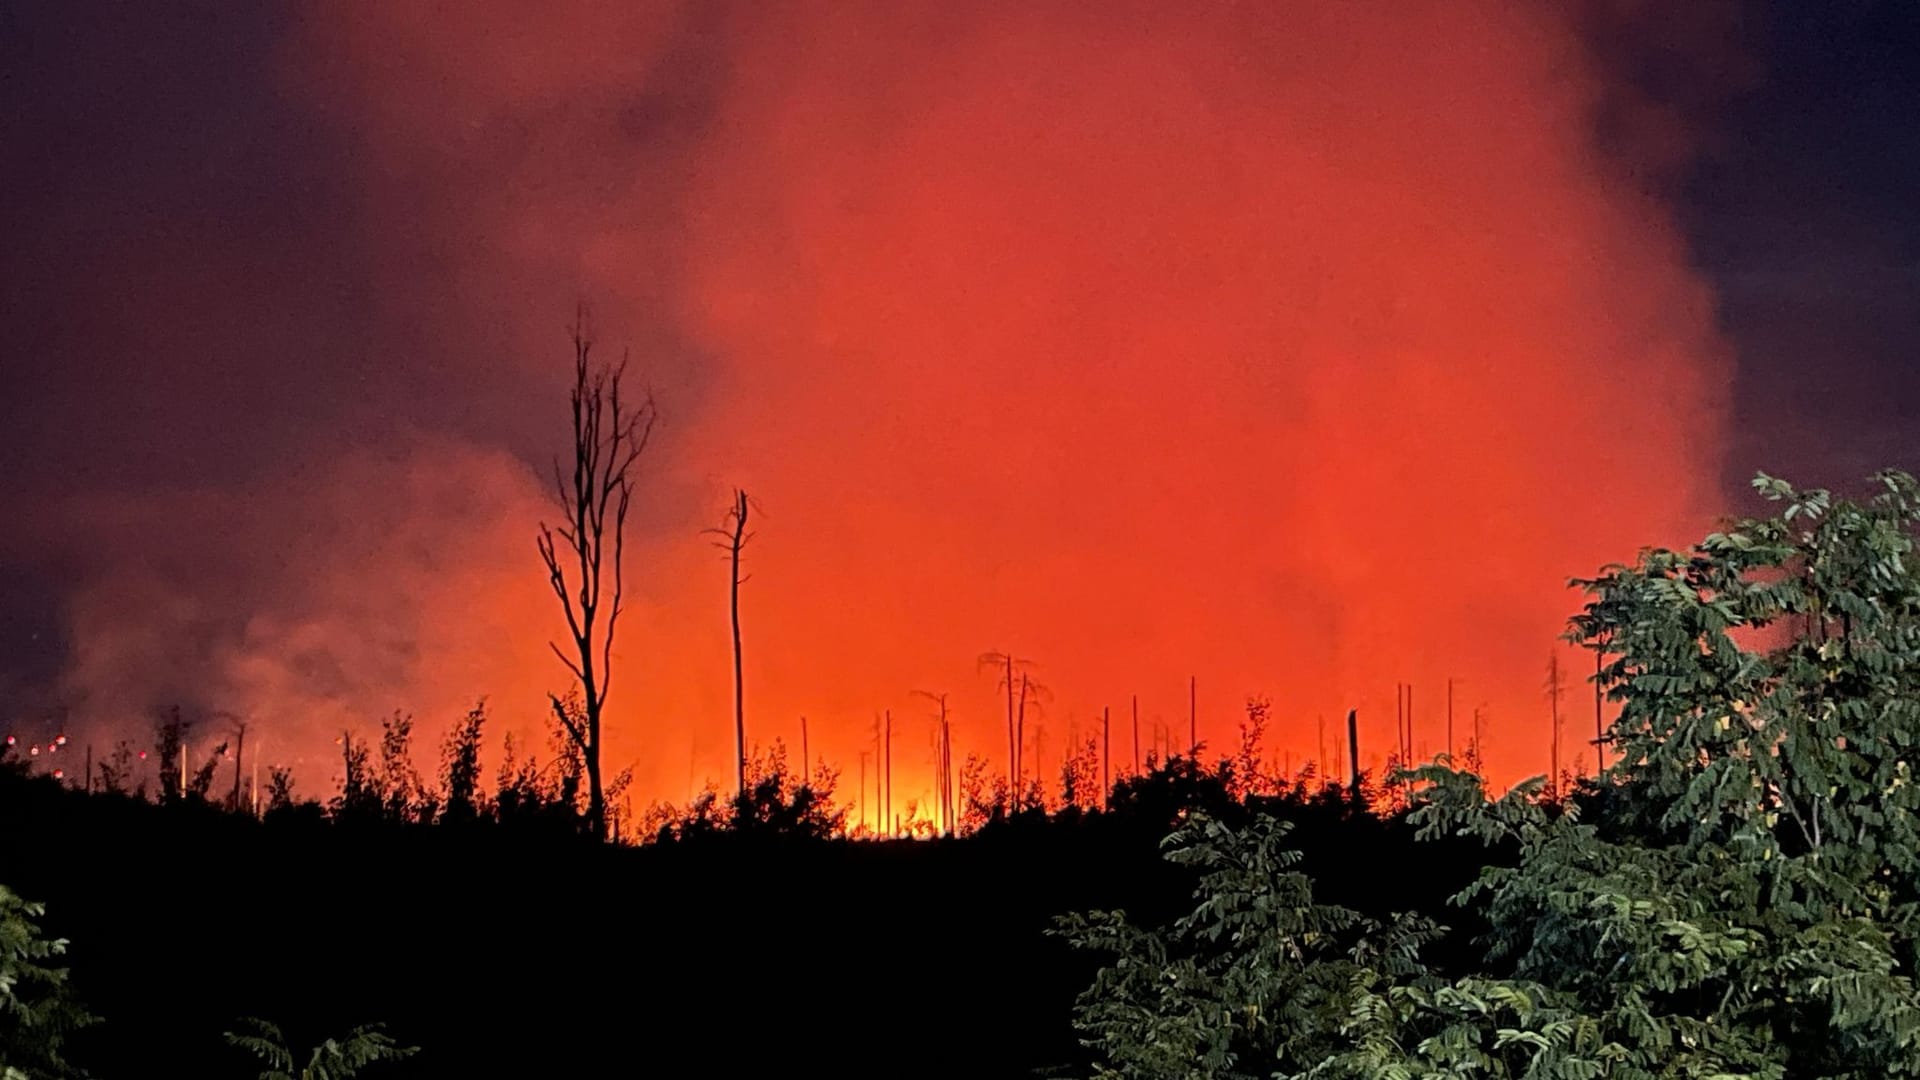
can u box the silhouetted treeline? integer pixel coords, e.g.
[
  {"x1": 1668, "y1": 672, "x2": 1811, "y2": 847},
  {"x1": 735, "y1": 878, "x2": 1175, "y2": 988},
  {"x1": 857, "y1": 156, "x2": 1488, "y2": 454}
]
[{"x1": 0, "y1": 711, "x2": 1488, "y2": 1079}]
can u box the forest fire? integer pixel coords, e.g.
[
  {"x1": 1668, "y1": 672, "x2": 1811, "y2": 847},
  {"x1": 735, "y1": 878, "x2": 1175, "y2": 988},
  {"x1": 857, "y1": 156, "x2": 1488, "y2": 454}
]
[
  {"x1": 19, "y1": 5, "x2": 1920, "y2": 1079},
  {"x1": 32, "y1": 1, "x2": 1729, "y2": 817}
]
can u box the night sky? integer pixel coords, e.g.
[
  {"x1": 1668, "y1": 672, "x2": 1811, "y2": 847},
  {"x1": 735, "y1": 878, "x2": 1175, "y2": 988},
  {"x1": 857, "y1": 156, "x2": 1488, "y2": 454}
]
[{"x1": 3, "y1": 2, "x2": 1918, "y2": 799}]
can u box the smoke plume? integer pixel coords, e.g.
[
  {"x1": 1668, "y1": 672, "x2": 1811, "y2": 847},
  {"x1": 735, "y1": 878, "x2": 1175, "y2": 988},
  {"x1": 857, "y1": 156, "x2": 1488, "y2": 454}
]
[{"x1": 7, "y1": 2, "x2": 1733, "y2": 811}]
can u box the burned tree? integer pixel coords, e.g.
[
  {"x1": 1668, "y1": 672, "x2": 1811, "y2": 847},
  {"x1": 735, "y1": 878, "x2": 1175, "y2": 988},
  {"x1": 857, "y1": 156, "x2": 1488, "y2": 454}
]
[
  {"x1": 914, "y1": 690, "x2": 956, "y2": 835},
  {"x1": 706, "y1": 489, "x2": 754, "y2": 800},
  {"x1": 225, "y1": 715, "x2": 247, "y2": 812},
  {"x1": 537, "y1": 315, "x2": 656, "y2": 841},
  {"x1": 978, "y1": 651, "x2": 1040, "y2": 793}
]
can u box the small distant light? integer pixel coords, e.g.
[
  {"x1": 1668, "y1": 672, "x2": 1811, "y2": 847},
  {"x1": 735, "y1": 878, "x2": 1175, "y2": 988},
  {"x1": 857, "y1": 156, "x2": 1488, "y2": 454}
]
[
  {"x1": 29, "y1": 746, "x2": 39, "y2": 757},
  {"x1": 138, "y1": 751, "x2": 148, "y2": 760},
  {"x1": 51, "y1": 769, "x2": 64, "y2": 780},
  {"x1": 55, "y1": 735, "x2": 67, "y2": 746},
  {"x1": 4, "y1": 735, "x2": 13, "y2": 746}
]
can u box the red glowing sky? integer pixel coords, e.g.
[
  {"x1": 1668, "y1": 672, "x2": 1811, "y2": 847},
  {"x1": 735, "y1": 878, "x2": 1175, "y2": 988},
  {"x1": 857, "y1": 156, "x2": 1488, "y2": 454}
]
[{"x1": 10, "y1": 2, "x2": 1750, "y2": 816}]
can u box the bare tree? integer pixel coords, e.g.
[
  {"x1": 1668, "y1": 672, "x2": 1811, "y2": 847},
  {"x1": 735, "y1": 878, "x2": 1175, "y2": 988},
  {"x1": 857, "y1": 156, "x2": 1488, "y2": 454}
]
[
  {"x1": 706, "y1": 489, "x2": 754, "y2": 800},
  {"x1": 915, "y1": 690, "x2": 955, "y2": 835},
  {"x1": 977, "y1": 651, "x2": 1039, "y2": 793},
  {"x1": 537, "y1": 314, "x2": 656, "y2": 841},
  {"x1": 1545, "y1": 651, "x2": 1566, "y2": 799},
  {"x1": 225, "y1": 714, "x2": 247, "y2": 812}
]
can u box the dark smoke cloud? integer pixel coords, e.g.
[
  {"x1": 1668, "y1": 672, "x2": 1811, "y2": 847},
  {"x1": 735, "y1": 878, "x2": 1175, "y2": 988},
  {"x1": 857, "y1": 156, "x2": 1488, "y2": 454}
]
[{"x1": 0, "y1": 1, "x2": 723, "y2": 755}]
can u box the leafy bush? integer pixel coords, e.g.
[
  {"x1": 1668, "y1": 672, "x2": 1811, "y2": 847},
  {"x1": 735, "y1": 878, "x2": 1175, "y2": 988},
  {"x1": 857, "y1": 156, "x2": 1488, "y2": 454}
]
[
  {"x1": 1059, "y1": 471, "x2": 1920, "y2": 1078},
  {"x1": 224, "y1": 1017, "x2": 416, "y2": 1080},
  {"x1": 0, "y1": 885, "x2": 95, "y2": 1079}
]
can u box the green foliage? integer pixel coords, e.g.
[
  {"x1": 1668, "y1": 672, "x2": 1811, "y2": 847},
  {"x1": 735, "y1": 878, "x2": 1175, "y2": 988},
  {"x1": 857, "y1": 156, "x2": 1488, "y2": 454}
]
[
  {"x1": 1060, "y1": 470, "x2": 1920, "y2": 1078},
  {"x1": 0, "y1": 885, "x2": 95, "y2": 1079},
  {"x1": 1052, "y1": 814, "x2": 1439, "y2": 1079},
  {"x1": 223, "y1": 1018, "x2": 416, "y2": 1080}
]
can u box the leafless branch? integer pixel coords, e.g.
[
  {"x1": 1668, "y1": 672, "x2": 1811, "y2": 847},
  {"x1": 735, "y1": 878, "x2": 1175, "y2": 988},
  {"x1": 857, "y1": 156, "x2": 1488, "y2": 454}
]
[{"x1": 534, "y1": 309, "x2": 656, "y2": 841}]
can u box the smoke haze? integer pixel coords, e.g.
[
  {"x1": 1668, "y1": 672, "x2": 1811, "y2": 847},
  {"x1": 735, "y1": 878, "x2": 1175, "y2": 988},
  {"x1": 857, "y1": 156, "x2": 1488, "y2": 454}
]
[{"x1": 5, "y1": 2, "x2": 1742, "y2": 812}]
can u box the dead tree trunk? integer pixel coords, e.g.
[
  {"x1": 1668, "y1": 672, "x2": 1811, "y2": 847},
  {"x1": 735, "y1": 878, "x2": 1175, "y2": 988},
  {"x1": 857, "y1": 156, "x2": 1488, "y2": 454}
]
[
  {"x1": 1102, "y1": 705, "x2": 1111, "y2": 804},
  {"x1": 1015, "y1": 675, "x2": 1029, "y2": 796},
  {"x1": 859, "y1": 750, "x2": 870, "y2": 834},
  {"x1": 1547, "y1": 651, "x2": 1564, "y2": 797},
  {"x1": 708, "y1": 489, "x2": 753, "y2": 800},
  {"x1": 1004, "y1": 656, "x2": 1015, "y2": 794},
  {"x1": 1131, "y1": 695, "x2": 1140, "y2": 774},
  {"x1": 537, "y1": 314, "x2": 655, "y2": 841},
  {"x1": 914, "y1": 690, "x2": 952, "y2": 834},
  {"x1": 980, "y1": 651, "x2": 1046, "y2": 799},
  {"x1": 1188, "y1": 675, "x2": 1197, "y2": 757},
  {"x1": 1396, "y1": 683, "x2": 1406, "y2": 766},
  {"x1": 1593, "y1": 646, "x2": 1604, "y2": 771},
  {"x1": 1346, "y1": 708, "x2": 1361, "y2": 798},
  {"x1": 228, "y1": 720, "x2": 246, "y2": 812},
  {"x1": 1406, "y1": 684, "x2": 1414, "y2": 766}
]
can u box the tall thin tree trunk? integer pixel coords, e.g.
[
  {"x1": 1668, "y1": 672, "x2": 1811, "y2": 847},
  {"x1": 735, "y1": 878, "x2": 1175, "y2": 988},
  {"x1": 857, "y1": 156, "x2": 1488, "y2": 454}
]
[
  {"x1": 584, "y1": 692, "x2": 604, "y2": 837},
  {"x1": 1189, "y1": 675, "x2": 1197, "y2": 757},
  {"x1": 1033, "y1": 720, "x2": 1044, "y2": 807},
  {"x1": 1102, "y1": 705, "x2": 1111, "y2": 804},
  {"x1": 1396, "y1": 683, "x2": 1405, "y2": 764},
  {"x1": 1549, "y1": 652, "x2": 1563, "y2": 796},
  {"x1": 229, "y1": 723, "x2": 245, "y2": 810},
  {"x1": 1132, "y1": 695, "x2": 1140, "y2": 773},
  {"x1": 1447, "y1": 678, "x2": 1455, "y2": 760},
  {"x1": 1004, "y1": 655, "x2": 1015, "y2": 798},
  {"x1": 883, "y1": 709, "x2": 892, "y2": 837},
  {"x1": 728, "y1": 489, "x2": 749, "y2": 800},
  {"x1": 1346, "y1": 709, "x2": 1361, "y2": 797},
  {"x1": 1015, "y1": 675, "x2": 1029, "y2": 797},
  {"x1": 800, "y1": 715, "x2": 809, "y2": 787},
  {"x1": 1594, "y1": 646, "x2": 1604, "y2": 772}
]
